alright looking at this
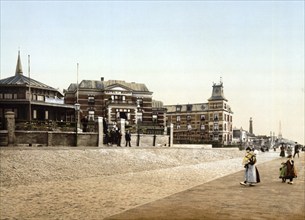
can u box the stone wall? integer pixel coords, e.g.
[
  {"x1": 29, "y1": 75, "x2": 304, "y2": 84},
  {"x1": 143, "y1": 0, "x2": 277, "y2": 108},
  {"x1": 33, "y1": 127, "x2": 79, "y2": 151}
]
[
  {"x1": 1, "y1": 131, "x2": 169, "y2": 147},
  {"x1": 0, "y1": 112, "x2": 171, "y2": 147}
]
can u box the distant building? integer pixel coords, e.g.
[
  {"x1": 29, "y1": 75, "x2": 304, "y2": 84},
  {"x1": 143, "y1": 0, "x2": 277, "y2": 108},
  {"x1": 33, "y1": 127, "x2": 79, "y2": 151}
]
[
  {"x1": 165, "y1": 81, "x2": 233, "y2": 145},
  {"x1": 233, "y1": 127, "x2": 249, "y2": 146},
  {"x1": 64, "y1": 78, "x2": 167, "y2": 133},
  {"x1": 0, "y1": 51, "x2": 75, "y2": 129}
]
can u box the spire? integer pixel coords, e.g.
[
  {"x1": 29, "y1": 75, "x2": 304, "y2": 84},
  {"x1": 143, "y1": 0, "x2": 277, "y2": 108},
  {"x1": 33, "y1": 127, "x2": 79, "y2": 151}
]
[
  {"x1": 15, "y1": 50, "x2": 23, "y2": 75},
  {"x1": 278, "y1": 121, "x2": 282, "y2": 139}
]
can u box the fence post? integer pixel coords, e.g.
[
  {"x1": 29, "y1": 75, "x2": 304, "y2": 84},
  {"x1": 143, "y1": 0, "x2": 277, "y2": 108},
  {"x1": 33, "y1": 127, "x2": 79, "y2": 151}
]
[
  {"x1": 170, "y1": 123, "x2": 174, "y2": 147},
  {"x1": 5, "y1": 111, "x2": 15, "y2": 146},
  {"x1": 98, "y1": 117, "x2": 104, "y2": 147}
]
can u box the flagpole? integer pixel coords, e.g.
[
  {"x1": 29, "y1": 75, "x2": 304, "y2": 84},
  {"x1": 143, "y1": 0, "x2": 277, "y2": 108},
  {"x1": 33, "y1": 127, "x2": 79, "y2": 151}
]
[{"x1": 28, "y1": 55, "x2": 31, "y2": 123}]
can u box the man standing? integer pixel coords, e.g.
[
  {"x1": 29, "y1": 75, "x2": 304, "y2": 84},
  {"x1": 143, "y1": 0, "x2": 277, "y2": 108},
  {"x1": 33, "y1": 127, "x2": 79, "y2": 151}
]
[
  {"x1": 125, "y1": 130, "x2": 131, "y2": 147},
  {"x1": 293, "y1": 142, "x2": 300, "y2": 158}
]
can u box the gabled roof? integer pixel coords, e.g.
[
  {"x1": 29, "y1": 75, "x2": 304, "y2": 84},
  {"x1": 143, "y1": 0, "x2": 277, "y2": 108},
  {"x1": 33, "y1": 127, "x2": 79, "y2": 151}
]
[{"x1": 103, "y1": 80, "x2": 149, "y2": 92}]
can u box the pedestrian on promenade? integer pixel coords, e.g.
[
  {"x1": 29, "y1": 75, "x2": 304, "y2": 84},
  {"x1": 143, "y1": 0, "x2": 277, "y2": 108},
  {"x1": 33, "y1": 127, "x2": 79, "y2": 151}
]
[
  {"x1": 293, "y1": 142, "x2": 300, "y2": 158},
  {"x1": 240, "y1": 147, "x2": 260, "y2": 186},
  {"x1": 279, "y1": 162, "x2": 287, "y2": 183},
  {"x1": 279, "y1": 144, "x2": 285, "y2": 157},
  {"x1": 125, "y1": 130, "x2": 131, "y2": 147},
  {"x1": 284, "y1": 155, "x2": 297, "y2": 184},
  {"x1": 286, "y1": 145, "x2": 292, "y2": 158},
  {"x1": 116, "y1": 129, "x2": 122, "y2": 147}
]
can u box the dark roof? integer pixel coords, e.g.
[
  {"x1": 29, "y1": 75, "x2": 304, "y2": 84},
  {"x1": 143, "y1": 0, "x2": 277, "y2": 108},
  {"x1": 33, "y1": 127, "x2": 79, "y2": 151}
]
[
  {"x1": 66, "y1": 79, "x2": 150, "y2": 93},
  {"x1": 79, "y1": 80, "x2": 104, "y2": 90},
  {"x1": 0, "y1": 74, "x2": 57, "y2": 91}
]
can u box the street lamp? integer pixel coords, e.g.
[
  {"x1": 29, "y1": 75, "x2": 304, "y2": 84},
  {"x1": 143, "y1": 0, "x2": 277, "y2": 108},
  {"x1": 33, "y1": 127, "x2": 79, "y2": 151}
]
[
  {"x1": 136, "y1": 118, "x2": 140, "y2": 146},
  {"x1": 74, "y1": 103, "x2": 80, "y2": 146},
  {"x1": 187, "y1": 124, "x2": 192, "y2": 144},
  {"x1": 152, "y1": 114, "x2": 157, "y2": 146}
]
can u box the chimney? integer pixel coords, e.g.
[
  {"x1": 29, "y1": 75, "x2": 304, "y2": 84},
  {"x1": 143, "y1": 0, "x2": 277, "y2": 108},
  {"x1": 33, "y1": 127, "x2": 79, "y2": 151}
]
[{"x1": 101, "y1": 77, "x2": 104, "y2": 81}]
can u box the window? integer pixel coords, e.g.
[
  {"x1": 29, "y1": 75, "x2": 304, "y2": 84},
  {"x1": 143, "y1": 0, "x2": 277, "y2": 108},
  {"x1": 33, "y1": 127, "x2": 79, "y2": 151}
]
[
  {"x1": 187, "y1": 124, "x2": 192, "y2": 130},
  {"x1": 88, "y1": 111, "x2": 94, "y2": 121},
  {"x1": 0, "y1": 94, "x2": 2, "y2": 99},
  {"x1": 187, "y1": 115, "x2": 191, "y2": 121},
  {"x1": 4, "y1": 94, "x2": 13, "y2": 99},
  {"x1": 88, "y1": 96, "x2": 95, "y2": 104},
  {"x1": 214, "y1": 123, "x2": 219, "y2": 131},
  {"x1": 45, "y1": 111, "x2": 49, "y2": 120},
  {"x1": 136, "y1": 113, "x2": 142, "y2": 122},
  {"x1": 200, "y1": 115, "x2": 205, "y2": 120},
  {"x1": 37, "y1": 95, "x2": 44, "y2": 101},
  {"x1": 200, "y1": 124, "x2": 205, "y2": 130},
  {"x1": 136, "y1": 98, "x2": 143, "y2": 107},
  {"x1": 177, "y1": 124, "x2": 181, "y2": 129},
  {"x1": 214, "y1": 113, "x2": 218, "y2": 121},
  {"x1": 176, "y1": 105, "x2": 181, "y2": 112},
  {"x1": 33, "y1": 110, "x2": 37, "y2": 119},
  {"x1": 177, "y1": 116, "x2": 181, "y2": 122},
  {"x1": 187, "y1": 104, "x2": 192, "y2": 111}
]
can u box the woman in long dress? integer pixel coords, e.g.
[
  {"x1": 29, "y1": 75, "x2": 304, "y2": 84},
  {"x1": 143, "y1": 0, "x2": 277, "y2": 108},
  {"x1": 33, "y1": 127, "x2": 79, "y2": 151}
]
[
  {"x1": 279, "y1": 144, "x2": 285, "y2": 157},
  {"x1": 240, "y1": 147, "x2": 260, "y2": 186},
  {"x1": 284, "y1": 155, "x2": 297, "y2": 184}
]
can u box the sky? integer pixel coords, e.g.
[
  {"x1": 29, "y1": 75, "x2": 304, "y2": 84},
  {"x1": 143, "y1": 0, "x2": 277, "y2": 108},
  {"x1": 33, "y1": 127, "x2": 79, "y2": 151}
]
[{"x1": 0, "y1": 0, "x2": 304, "y2": 144}]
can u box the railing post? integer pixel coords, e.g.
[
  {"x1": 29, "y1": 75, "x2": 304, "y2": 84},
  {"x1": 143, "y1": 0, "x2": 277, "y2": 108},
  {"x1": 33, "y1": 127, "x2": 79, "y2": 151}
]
[{"x1": 98, "y1": 117, "x2": 104, "y2": 147}]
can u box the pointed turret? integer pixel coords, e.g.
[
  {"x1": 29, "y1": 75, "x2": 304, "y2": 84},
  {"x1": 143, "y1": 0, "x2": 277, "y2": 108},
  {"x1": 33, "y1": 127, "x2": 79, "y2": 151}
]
[{"x1": 15, "y1": 50, "x2": 23, "y2": 75}]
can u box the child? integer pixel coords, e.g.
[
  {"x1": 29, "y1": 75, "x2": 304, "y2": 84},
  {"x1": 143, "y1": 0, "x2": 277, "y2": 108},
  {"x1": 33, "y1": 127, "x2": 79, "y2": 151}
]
[
  {"x1": 284, "y1": 155, "x2": 297, "y2": 184},
  {"x1": 279, "y1": 162, "x2": 287, "y2": 183}
]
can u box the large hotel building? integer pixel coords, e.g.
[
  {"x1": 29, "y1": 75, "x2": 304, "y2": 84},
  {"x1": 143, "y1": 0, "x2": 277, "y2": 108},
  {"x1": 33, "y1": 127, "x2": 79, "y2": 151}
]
[{"x1": 164, "y1": 81, "x2": 233, "y2": 145}]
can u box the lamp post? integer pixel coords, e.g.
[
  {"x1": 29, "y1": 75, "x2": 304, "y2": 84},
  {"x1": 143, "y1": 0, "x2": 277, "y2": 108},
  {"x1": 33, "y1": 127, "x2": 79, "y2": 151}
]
[
  {"x1": 74, "y1": 103, "x2": 80, "y2": 146},
  {"x1": 136, "y1": 118, "x2": 140, "y2": 146},
  {"x1": 152, "y1": 114, "x2": 157, "y2": 146},
  {"x1": 187, "y1": 124, "x2": 192, "y2": 144}
]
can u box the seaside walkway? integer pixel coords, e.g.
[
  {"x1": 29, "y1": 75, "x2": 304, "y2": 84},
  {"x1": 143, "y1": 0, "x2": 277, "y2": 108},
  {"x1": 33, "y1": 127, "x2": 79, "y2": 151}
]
[{"x1": 106, "y1": 153, "x2": 305, "y2": 220}]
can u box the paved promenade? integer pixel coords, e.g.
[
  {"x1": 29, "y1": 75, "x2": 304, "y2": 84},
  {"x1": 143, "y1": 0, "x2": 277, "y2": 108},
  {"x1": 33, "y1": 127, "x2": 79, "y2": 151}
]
[{"x1": 106, "y1": 153, "x2": 305, "y2": 220}]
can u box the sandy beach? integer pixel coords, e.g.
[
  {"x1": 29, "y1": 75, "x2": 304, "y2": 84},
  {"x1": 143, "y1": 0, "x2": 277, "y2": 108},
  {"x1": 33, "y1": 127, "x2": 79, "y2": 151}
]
[{"x1": 0, "y1": 146, "x2": 279, "y2": 219}]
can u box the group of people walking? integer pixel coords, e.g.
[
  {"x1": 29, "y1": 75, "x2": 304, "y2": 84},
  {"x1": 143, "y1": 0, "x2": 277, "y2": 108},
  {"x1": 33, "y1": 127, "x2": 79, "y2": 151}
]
[
  {"x1": 279, "y1": 143, "x2": 300, "y2": 158},
  {"x1": 104, "y1": 129, "x2": 132, "y2": 147},
  {"x1": 240, "y1": 144, "x2": 299, "y2": 186},
  {"x1": 278, "y1": 142, "x2": 300, "y2": 184}
]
